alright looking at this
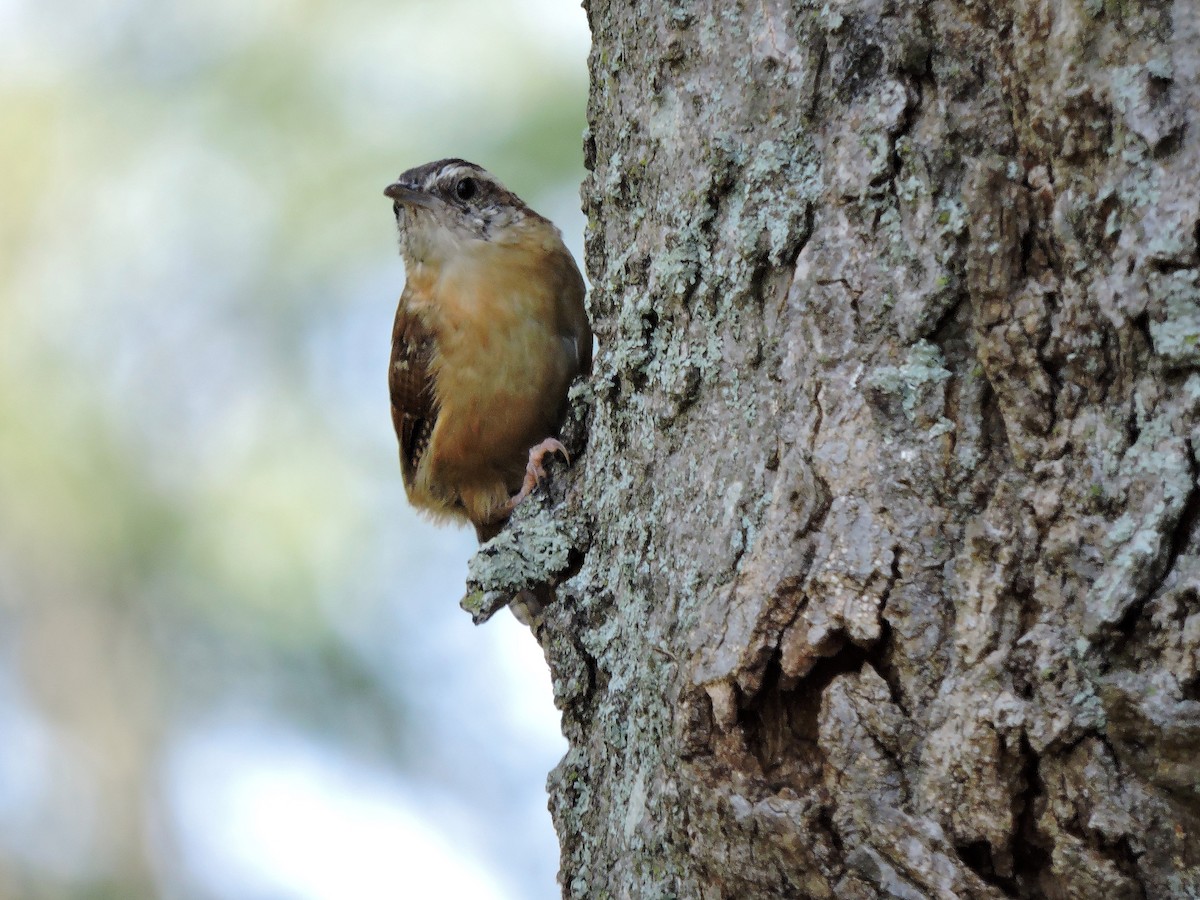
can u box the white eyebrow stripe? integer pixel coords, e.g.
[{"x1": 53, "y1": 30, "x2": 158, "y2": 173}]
[{"x1": 435, "y1": 164, "x2": 499, "y2": 191}]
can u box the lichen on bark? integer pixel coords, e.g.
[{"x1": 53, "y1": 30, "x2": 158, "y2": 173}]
[{"x1": 486, "y1": 0, "x2": 1200, "y2": 895}]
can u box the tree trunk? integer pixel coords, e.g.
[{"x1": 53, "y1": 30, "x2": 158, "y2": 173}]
[{"x1": 471, "y1": 0, "x2": 1200, "y2": 896}]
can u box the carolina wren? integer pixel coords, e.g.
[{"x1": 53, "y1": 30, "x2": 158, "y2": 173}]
[{"x1": 384, "y1": 159, "x2": 592, "y2": 542}]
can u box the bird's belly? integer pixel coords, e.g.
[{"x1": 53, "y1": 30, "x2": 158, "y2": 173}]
[{"x1": 429, "y1": 320, "x2": 566, "y2": 485}]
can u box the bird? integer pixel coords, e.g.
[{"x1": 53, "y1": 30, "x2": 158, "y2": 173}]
[{"x1": 384, "y1": 159, "x2": 592, "y2": 542}]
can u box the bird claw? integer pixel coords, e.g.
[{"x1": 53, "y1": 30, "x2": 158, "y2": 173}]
[{"x1": 504, "y1": 438, "x2": 569, "y2": 514}]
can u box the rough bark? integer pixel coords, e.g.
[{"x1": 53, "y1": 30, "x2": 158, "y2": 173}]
[{"x1": 470, "y1": 0, "x2": 1200, "y2": 896}]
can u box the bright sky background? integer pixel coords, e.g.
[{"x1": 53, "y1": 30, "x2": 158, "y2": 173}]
[{"x1": 0, "y1": 0, "x2": 592, "y2": 897}]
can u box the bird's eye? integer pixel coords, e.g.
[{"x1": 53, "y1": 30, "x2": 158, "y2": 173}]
[{"x1": 455, "y1": 177, "x2": 477, "y2": 201}]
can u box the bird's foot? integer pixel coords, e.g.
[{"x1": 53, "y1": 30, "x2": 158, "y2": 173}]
[{"x1": 502, "y1": 438, "x2": 569, "y2": 516}]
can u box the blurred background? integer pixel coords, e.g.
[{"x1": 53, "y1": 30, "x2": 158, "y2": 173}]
[{"x1": 0, "y1": 0, "x2": 589, "y2": 897}]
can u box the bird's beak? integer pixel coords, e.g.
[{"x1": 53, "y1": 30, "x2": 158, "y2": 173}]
[{"x1": 384, "y1": 182, "x2": 437, "y2": 209}]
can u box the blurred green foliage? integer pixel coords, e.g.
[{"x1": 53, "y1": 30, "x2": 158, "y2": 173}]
[{"x1": 0, "y1": 0, "x2": 588, "y2": 896}]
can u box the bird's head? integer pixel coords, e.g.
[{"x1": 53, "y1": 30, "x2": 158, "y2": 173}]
[{"x1": 384, "y1": 159, "x2": 536, "y2": 267}]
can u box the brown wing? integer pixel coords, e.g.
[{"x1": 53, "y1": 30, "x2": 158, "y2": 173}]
[
  {"x1": 556, "y1": 249, "x2": 592, "y2": 378},
  {"x1": 389, "y1": 292, "x2": 437, "y2": 490}
]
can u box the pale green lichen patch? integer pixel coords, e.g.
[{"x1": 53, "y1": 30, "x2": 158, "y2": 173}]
[
  {"x1": 865, "y1": 339, "x2": 952, "y2": 423},
  {"x1": 466, "y1": 513, "x2": 574, "y2": 595},
  {"x1": 1148, "y1": 270, "x2": 1200, "y2": 369},
  {"x1": 935, "y1": 197, "x2": 968, "y2": 238},
  {"x1": 459, "y1": 589, "x2": 510, "y2": 625}
]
